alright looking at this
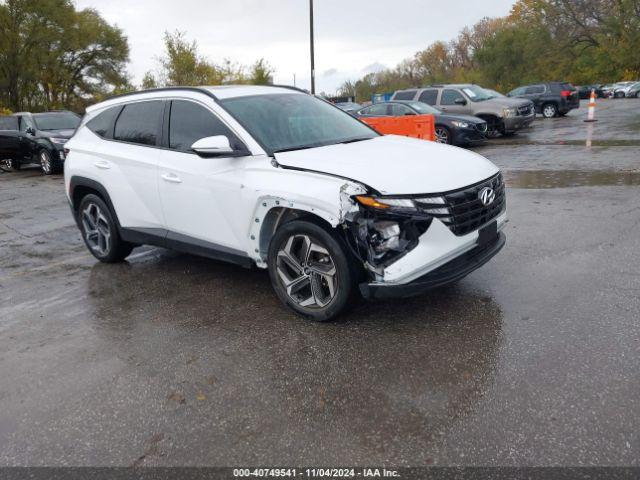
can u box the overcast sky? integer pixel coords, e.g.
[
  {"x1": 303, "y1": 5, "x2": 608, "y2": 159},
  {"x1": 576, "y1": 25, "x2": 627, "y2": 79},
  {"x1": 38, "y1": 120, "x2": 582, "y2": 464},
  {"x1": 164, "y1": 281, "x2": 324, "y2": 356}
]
[{"x1": 75, "y1": 0, "x2": 515, "y2": 94}]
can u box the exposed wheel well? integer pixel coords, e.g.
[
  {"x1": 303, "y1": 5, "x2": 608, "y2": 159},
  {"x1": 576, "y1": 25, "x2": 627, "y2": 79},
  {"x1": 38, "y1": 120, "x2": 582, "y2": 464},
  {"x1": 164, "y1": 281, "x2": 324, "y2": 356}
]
[
  {"x1": 258, "y1": 207, "x2": 336, "y2": 259},
  {"x1": 72, "y1": 185, "x2": 105, "y2": 214}
]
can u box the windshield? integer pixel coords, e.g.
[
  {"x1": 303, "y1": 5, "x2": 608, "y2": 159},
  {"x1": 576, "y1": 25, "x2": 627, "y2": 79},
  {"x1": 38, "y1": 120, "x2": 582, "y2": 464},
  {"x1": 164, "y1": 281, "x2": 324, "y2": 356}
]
[
  {"x1": 407, "y1": 102, "x2": 441, "y2": 114},
  {"x1": 33, "y1": 112, "x2": 80, "y2": 131},
  {"x1": 221, "y1": 93, "x2": 378, "y2": 154},
  {"x1": 460, "y1": 85, "x2": 493, "y2": 102}
]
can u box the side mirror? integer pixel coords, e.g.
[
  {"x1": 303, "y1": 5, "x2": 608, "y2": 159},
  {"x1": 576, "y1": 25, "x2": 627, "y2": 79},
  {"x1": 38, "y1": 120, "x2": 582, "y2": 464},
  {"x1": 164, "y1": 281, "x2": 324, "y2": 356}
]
[
  {"x1": 26, "y1": 127, "x2": 36, "y2": 135},
  {"x1": 454, "y1": 98, "x2": 467, "y2": 105},
  {"x1": 191, "y1": 135, "x2": 235, "y2": 157}
]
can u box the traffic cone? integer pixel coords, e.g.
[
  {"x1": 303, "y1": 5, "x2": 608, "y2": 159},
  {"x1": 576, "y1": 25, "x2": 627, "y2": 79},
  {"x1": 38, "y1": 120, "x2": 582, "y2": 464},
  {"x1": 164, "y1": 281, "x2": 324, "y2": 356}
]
[{"x1": 584, "y1": 89, "x2": 598, "y2": 122}]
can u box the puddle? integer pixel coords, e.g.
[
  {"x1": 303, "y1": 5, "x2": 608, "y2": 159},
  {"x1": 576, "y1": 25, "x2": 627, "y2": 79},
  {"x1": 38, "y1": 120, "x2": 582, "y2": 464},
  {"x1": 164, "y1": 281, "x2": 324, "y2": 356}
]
[
  {"x1": 488, "y1": 139, "x2": 640, "y2": 147},
  {"x1": 505, "y1": 170, "x2": 640, "y2": 188}
]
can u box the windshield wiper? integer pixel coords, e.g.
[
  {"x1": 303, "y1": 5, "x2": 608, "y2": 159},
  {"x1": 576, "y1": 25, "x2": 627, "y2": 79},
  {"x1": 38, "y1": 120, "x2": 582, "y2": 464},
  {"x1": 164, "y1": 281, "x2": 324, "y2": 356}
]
[
  {"x1": 273, "y1": 144, "x2": 321, "y2": 154},
  {"x1": 338, "y1": 137, "x2": 372, "y2": 144}
]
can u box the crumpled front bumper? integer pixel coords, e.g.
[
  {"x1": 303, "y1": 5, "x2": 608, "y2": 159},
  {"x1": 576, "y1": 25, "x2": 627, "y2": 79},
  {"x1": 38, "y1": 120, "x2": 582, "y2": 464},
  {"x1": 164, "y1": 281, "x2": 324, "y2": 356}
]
[{"x1": 359, "y1": 212, "x2": 507, "y2": 299}]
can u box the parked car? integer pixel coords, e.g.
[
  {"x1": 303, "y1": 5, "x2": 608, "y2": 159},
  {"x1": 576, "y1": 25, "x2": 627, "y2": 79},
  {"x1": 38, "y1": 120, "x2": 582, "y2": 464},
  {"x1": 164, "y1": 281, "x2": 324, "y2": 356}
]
[
  {"x1": 601, "y1": 84, "x2": 617, "y2": 98},
  {"x1": 625, "y1": 82, "x2": 640, "y2": 98},
  {"x1": 0, "y1": 110, "x2": 80, "y2": 174},
  {"x1": 613, "y1": 82, "x2": 638, "y2": 98},
  {"x1": 391, "y1": 84, "x2": 534, "y2": 136},
  {"x1": 64, "y1": 85, "x2": 506, "y2": 321},
  {"x1": 355, "y1": 100, "x2": 487, "y2": 146},
  {"x1": 576, "y1": 85, "x2": 604, "y2": 99},
  {"x1": 334, "y1": 101, "x2": 362, "y2": 114},
  {"x1": 507, "y1": 82, "x2": 579, "y2": 118}
]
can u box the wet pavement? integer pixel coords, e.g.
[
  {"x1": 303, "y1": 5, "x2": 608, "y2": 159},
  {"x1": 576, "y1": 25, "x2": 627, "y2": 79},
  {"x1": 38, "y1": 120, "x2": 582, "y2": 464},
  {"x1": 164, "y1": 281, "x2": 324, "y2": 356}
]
[{"x1": 0, "y1": 99, "x2": 639, "y2": 466}]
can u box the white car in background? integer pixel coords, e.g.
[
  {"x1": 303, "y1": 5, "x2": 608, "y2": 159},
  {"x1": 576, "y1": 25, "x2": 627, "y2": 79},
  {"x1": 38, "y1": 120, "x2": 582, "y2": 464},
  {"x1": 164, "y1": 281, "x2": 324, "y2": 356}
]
[{"x1": 64, "y1": 85, "x2": 506, "y2": 321}]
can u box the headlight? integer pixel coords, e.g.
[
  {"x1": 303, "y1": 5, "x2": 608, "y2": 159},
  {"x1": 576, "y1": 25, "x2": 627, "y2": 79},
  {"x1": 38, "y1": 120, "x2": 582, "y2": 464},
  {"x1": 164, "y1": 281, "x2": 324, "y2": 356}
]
[
  {"x1": 451, "y1": 120, "x2": 470, "y2": 128},
  {"x1": 503, "y1": 107, "x2": 518, "y2": 118},
  {"x1": 49, "y1": 137, "x2": 68, "y2": 145},
  {"x1": 355, "y1": 195, "x2": 446, "y2": 213}
]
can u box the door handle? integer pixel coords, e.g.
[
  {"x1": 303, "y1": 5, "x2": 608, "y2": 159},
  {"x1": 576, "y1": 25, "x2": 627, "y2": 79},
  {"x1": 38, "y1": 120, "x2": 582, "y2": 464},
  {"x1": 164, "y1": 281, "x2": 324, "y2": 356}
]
[
  {"x1": 161, "y1": 172, "x2": 182, "y2": 183},
  {"x1": 94, "y1": 160, "x2": 111, "y2": 169}
]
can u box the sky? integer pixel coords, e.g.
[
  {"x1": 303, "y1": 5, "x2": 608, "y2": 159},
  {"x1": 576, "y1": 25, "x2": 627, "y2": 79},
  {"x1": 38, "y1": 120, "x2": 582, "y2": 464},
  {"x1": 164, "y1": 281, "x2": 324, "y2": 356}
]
[{"x1": 75, "y1": 0, "x2": 516, "y2": 94}]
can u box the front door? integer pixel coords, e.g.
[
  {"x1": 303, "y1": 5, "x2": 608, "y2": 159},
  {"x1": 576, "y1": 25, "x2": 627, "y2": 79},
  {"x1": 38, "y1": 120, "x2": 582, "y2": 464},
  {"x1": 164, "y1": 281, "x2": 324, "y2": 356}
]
[
  {"x1": 439, "y1": 89, "x2": 471, "y2": 115},
  {"x1": 158, "y1": 99, "x2": 247, "y2": 251}
]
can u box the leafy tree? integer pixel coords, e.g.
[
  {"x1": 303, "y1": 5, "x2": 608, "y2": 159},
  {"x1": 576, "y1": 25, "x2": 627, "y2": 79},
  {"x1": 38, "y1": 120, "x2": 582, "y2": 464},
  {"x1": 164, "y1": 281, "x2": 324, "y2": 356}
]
[
  {"x1": 0, "y1": 0, "x2": 129, "y2": 112},
  {"x1": 249, "y1": 58, "x2": 274, "y2": 85}
]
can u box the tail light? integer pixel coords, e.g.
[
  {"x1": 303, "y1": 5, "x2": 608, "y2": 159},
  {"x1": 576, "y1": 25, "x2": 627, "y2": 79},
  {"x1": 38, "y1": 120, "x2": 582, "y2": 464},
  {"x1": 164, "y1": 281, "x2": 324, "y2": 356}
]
[{"x1": 561, "y1": 90, "x2": 573, "y2": 97}]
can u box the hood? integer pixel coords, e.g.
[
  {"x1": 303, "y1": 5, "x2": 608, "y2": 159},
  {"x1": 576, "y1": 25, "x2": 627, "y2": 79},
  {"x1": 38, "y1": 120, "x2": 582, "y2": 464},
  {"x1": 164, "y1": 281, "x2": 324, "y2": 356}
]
[
  {"x1": 42, "y1": 129, "x2": 76, "y2": 138},
  {"x1": 437, "y1": 113, "x2": 486, "y2": 124},
  {"x1": 274, "y1": 135, "x2": 499, "y2": 195},
  {"x1": 489, "y1": 97, "x2": 532, "y2": 108}
]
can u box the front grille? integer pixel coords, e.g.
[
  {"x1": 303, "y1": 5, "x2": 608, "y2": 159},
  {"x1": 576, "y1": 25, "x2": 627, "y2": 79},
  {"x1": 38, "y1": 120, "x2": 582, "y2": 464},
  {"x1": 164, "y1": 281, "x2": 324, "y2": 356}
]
[{"x1": 415, "y1": 173, "x2": 506, "y2": 236}]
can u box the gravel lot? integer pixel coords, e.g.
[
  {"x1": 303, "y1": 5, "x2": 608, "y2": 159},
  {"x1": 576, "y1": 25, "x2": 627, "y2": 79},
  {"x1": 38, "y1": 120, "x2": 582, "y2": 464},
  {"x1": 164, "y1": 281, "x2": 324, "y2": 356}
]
[{"x1": 1, "y1": 98, "x2": 639, "y2": 466}]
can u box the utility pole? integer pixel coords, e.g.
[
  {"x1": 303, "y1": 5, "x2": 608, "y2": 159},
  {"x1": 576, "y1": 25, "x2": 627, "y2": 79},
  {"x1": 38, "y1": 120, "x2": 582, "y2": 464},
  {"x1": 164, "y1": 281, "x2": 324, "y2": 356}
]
[{"x1": 309, "y1": 0, "x2": 315, "y2": 94}]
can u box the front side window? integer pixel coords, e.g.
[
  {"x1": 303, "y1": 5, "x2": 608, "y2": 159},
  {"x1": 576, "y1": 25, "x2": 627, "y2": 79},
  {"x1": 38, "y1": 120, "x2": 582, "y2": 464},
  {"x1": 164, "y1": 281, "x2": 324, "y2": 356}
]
[
  {"x1": 394, "y1": 90, "x2": 417, "y2": 101},
  {"x1": 86, "y1": 106, "x2": 121, "y2": 138},
  {"x1": 418, "y1": 89, "x2": 438, "y2": 105},
  {"x1": 362, "y1": 104, "x2": 389, "y2": 115},
  {"x1": 441, "y1": 89, "x2": 465, "y2": 105},
  {"x1": 525, "y1": 85, "x2": 544, "y2": 94},
  {"x1": 33, "y1": 112, "x2": 80, "y2": 131},
  {"x1": 114, "y1": 101, "x2": 163, "y2": 146},
  {"x1": 220, "y1": 93, "x2": 378, "y2": 154},
  {"x1": 169, "y1": 100, "x2": 237, "y2": 152},
  {"x1": 390, "y1": 104, "x2": 412, "y2": 116},
  {"x1": 19, "y1": 116, "x2": 35, "y2": 132}
]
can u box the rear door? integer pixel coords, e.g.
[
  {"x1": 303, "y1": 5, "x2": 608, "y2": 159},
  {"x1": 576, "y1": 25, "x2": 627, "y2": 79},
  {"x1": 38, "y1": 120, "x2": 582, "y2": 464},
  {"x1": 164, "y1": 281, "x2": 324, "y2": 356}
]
[
  {"x1": 417, "y1": 89, "x2": 438, "y2": 106},
  {"x1": 103, "y1": 100, "x2": 165, "y2": 230},
  {"x1": 0, "y1": 116, "x2": 20, "y2": 160},
  {"x1": 157, "y1": 99, "x2": 248, "y2": 251}
]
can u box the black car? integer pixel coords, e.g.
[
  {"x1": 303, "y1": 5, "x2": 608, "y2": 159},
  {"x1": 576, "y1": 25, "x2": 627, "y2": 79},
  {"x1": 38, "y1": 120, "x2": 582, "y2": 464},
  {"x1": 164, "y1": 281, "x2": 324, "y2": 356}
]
[
  {"x1": 507, "y1": 82, "x2": 580, "y2": 118},
  {"x1": 355, "y1": 100, "x2": 487, "y2": 146},
  {"x1": 576, "y1": 84, "x2": 604, "y2": 99},
  {"x1": 0, "y1": 110, "x2": 80, "y2": 174}
]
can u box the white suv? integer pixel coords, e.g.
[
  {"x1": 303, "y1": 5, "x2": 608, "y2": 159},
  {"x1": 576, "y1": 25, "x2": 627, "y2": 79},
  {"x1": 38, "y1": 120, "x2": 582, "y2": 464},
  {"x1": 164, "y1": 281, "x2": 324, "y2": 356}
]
[{"x1": 64, "y1": 85, "x2": 507, "y2": 321}]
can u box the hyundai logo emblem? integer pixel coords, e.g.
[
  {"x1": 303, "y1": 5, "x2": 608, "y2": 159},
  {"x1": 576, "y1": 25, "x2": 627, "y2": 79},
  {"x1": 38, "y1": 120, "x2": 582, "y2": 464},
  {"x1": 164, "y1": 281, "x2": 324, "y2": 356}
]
[{"x1": 479, "y1": 187, "x2": 496, "y2": 206}]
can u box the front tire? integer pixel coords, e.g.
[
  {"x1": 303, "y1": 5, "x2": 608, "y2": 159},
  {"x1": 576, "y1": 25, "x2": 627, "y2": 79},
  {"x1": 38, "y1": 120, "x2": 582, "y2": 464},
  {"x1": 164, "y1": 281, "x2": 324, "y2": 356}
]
[
  {"x1": 434, "y1": 126, "x2": 451, "y2": 144},
  {"x1": 267, "y1": 219, "x2": 356, "y2": 322},
  {"x1": 5, "y1": 158, "x2": 19, "y2": 171},
  {"x1": 77, "y1": 194, "x2": 134, "y2": 263},
  {"x1": 39, "y1": 150, "x2": 54, "y2": 175}
]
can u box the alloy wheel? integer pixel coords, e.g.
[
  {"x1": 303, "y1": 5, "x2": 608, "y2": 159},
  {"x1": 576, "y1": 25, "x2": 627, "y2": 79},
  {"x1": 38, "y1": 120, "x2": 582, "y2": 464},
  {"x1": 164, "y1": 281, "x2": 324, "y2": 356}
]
[
  {"x1": 5, "y1": 159, "x2": 13, "y2": 170},
  {"x1": 435, "y1": 127, "x2": 450, "y2": 144},
  {"x1": 81, "y1": 203, "x2": 112, "y2": 256},
  {"x1": 543, "y1": 105, "x2": 556, "y2": 118},
  {"x1": 276, "y1": 234, "x2": 337, "y2": 308},
  {"x1": 40, "y1": 151, "x2": 51, "y2": 174}
]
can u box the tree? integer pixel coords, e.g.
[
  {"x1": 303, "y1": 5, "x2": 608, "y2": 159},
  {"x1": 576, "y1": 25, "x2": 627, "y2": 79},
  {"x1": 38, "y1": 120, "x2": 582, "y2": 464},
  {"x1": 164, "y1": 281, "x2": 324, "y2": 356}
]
[
  {"x1": 0, "y1": 0, "x2": 129, "y2": 111},
  {"x1": 249, "y1": 58, "x2": 273, "y2": 85}
]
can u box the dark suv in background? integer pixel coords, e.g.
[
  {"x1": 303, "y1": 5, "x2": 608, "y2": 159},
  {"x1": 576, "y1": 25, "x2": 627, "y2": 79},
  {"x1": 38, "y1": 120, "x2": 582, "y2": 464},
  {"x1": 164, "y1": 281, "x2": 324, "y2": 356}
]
[
  {"x1": 507, "y1": 82, "x2": 579, "y2": 118},
  {"x1": 0, "y1": 110, "x2": 80, "y2": 174}
]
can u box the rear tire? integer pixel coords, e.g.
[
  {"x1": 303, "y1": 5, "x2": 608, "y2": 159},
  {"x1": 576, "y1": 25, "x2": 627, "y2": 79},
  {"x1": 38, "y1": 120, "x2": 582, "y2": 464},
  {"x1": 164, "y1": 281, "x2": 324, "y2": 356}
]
[
  {"x1": 77, "y1": 194, "x2": 134, "y2": 263},
  {"x1": 267, "y1": 219, "x2": 357, "y2": 322},
  {"x1": 5, "y1": 158, "x2": 19, "y2": 171},
  {"x1": 542, "y1": 103, "x2": 558, "y2": 118}
]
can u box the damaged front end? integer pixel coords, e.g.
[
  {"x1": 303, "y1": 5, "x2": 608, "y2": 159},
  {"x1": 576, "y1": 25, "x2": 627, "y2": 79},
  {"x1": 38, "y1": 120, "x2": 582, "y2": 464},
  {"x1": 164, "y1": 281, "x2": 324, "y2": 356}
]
[{"x1": 344, "y1": 194, "x2": 441, "y2": 280}]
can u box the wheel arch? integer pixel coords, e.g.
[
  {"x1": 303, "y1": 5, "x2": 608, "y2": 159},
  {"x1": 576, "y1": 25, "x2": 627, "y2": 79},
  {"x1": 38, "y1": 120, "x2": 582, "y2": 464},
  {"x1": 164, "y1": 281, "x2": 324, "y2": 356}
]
[
  {"x1": 69, "y1": 176, "x2": 121, "y2": 229},
  {"x1": 251, "y1": 196, "x2": 353, "y2": 268}
]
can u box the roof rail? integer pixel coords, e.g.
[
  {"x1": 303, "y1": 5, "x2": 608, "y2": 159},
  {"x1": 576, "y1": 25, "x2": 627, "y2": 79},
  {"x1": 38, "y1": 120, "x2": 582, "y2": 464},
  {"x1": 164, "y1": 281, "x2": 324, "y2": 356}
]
[
  {"x1": 103, "y1": 86, "x2": 219, "y2": 103},
  {"x1": 270, "y1": 84, "x2": 310, "y2": 94}
]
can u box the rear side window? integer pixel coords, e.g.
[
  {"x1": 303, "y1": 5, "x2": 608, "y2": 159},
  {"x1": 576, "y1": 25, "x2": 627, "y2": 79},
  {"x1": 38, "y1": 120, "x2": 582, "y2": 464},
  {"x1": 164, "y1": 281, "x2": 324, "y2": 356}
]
[
  {"x1": 394, "y1": 90, "x2": 417, "y2": 101},
  {"x1": 0, "y1": 116, "x2": 18, "y2": 130},
  {"x1": 86, "y1": 106, "x2": 121, "y2": 138},
  {"x1": 390, "y1": 104, "x2": 412, "y2": 115},
  {"x1": 418, "y1": 89, "x2": 438, "y2": 105},
  {"x1": 114, "y1": 101, "x2": 163, "y2": 146},
  {"x1": 441, "y1": 89, "x2": 465, "y2": 105},
  {"x1": 169, "y1": 100, "x2": 236, "y2": 152}
]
